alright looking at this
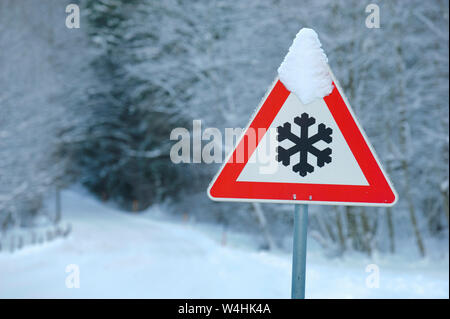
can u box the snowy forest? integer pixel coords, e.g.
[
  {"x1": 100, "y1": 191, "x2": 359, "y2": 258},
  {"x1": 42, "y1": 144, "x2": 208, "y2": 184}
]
[{"x1": 0, "y1": 0, "x2": 448, "y2": 298}]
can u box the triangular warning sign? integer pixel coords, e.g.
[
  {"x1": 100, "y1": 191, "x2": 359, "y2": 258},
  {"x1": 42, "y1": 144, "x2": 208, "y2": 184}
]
[{"x1": 208, "y1": 74, "x2": 397, "y2": 206}]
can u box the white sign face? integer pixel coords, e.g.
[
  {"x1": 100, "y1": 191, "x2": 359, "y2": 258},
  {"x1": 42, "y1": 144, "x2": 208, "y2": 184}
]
[{"x1": 237, "y1": 93, "x2": 369, "y2": 186}]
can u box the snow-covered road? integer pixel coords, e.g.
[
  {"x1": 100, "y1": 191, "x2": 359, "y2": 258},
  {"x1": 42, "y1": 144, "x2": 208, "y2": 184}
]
[{"x1": 0, "y1": 191, "x2": 448, "y2": 298}]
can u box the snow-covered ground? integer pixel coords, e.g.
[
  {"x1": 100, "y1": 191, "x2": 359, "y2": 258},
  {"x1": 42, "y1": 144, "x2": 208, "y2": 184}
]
[{"x1": 0, "y1": 191, "x2": 448, "y2": 298}]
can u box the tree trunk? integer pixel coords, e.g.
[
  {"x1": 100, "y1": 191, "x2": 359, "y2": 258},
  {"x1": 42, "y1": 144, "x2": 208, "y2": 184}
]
[
  {"x1": 395, "y1": 41, "x2": 426, "y2": 258},
  {"x1": 360, "y1": 209, "x2": 372, "y2": 256},
  {"x1": 441, "y1": 188, "x2": 449, "y2": 227},
  {"x1": 334, "y1": 207, "x2": 346, "y2": 252},
  {"x1": 251, "y1": 203, "x2": 277, "y2": 250},
  {"x1": 345, "y1": 207, "x2": 360, "y2": 251},
  {"x1": 55, "y1": 187, "x2": 61, "y2": 224},
  {"x1": 386, "y1": 207, "x2": 395, "y2": 253}
]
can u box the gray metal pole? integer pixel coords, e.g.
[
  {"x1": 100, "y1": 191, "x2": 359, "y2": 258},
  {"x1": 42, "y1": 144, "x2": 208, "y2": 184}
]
[{"x1": 291, "y1": 204, "x2": 309, "y2": 299}]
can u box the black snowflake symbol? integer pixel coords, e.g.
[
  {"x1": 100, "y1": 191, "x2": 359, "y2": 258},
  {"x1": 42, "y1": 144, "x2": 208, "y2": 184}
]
[{"x1": 276, "y1": 113, "x2": 333, "y2": 177}]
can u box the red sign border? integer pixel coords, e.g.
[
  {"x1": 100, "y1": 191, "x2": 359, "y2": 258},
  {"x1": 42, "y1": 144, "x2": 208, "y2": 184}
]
[{"x1": 208, "y1": 78, "x2": 397, "y2": 206}]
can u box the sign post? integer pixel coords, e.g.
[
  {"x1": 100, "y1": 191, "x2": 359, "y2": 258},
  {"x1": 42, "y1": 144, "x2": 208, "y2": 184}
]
[{"x1": 291, "y1": 204, "x2": 309, "y2": 299}]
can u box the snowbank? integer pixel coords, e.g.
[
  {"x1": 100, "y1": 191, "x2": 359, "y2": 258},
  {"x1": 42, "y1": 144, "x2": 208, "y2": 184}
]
[
  {"x1": 278, "y1": 28, "x2": 333, "y2": 104},
  {"x1": 0, "y1": 191, "x2": 448, "y2": 298}
]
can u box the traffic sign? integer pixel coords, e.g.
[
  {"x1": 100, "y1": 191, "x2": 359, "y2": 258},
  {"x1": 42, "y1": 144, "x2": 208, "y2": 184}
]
[{"x1": 207, "y1": 74, "x2": 397, "y2": 206}]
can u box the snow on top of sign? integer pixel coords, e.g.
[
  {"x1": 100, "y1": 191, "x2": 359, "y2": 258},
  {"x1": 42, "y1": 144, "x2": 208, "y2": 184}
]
[{"x1": 277, "y1": 28, "x2": 333, "y2": 105}]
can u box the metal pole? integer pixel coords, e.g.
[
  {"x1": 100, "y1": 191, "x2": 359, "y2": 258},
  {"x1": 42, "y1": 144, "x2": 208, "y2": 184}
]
[{"x1": 291, "y1": 204, "x2": 309, "y2": 299}]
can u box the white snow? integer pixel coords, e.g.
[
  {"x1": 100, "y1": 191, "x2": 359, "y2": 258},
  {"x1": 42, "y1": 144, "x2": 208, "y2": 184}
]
[
  {"x1": 278, "y1": 28, "x2": 333, "y2": 104},
  {"x1": 0, "y1": 190, "x2": 448, "y2": 298}
]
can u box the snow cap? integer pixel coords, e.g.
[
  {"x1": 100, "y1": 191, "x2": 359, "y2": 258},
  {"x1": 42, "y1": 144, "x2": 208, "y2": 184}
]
[{"x1": 277, "y1": 28, "x2": 333, "y2": 105}]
